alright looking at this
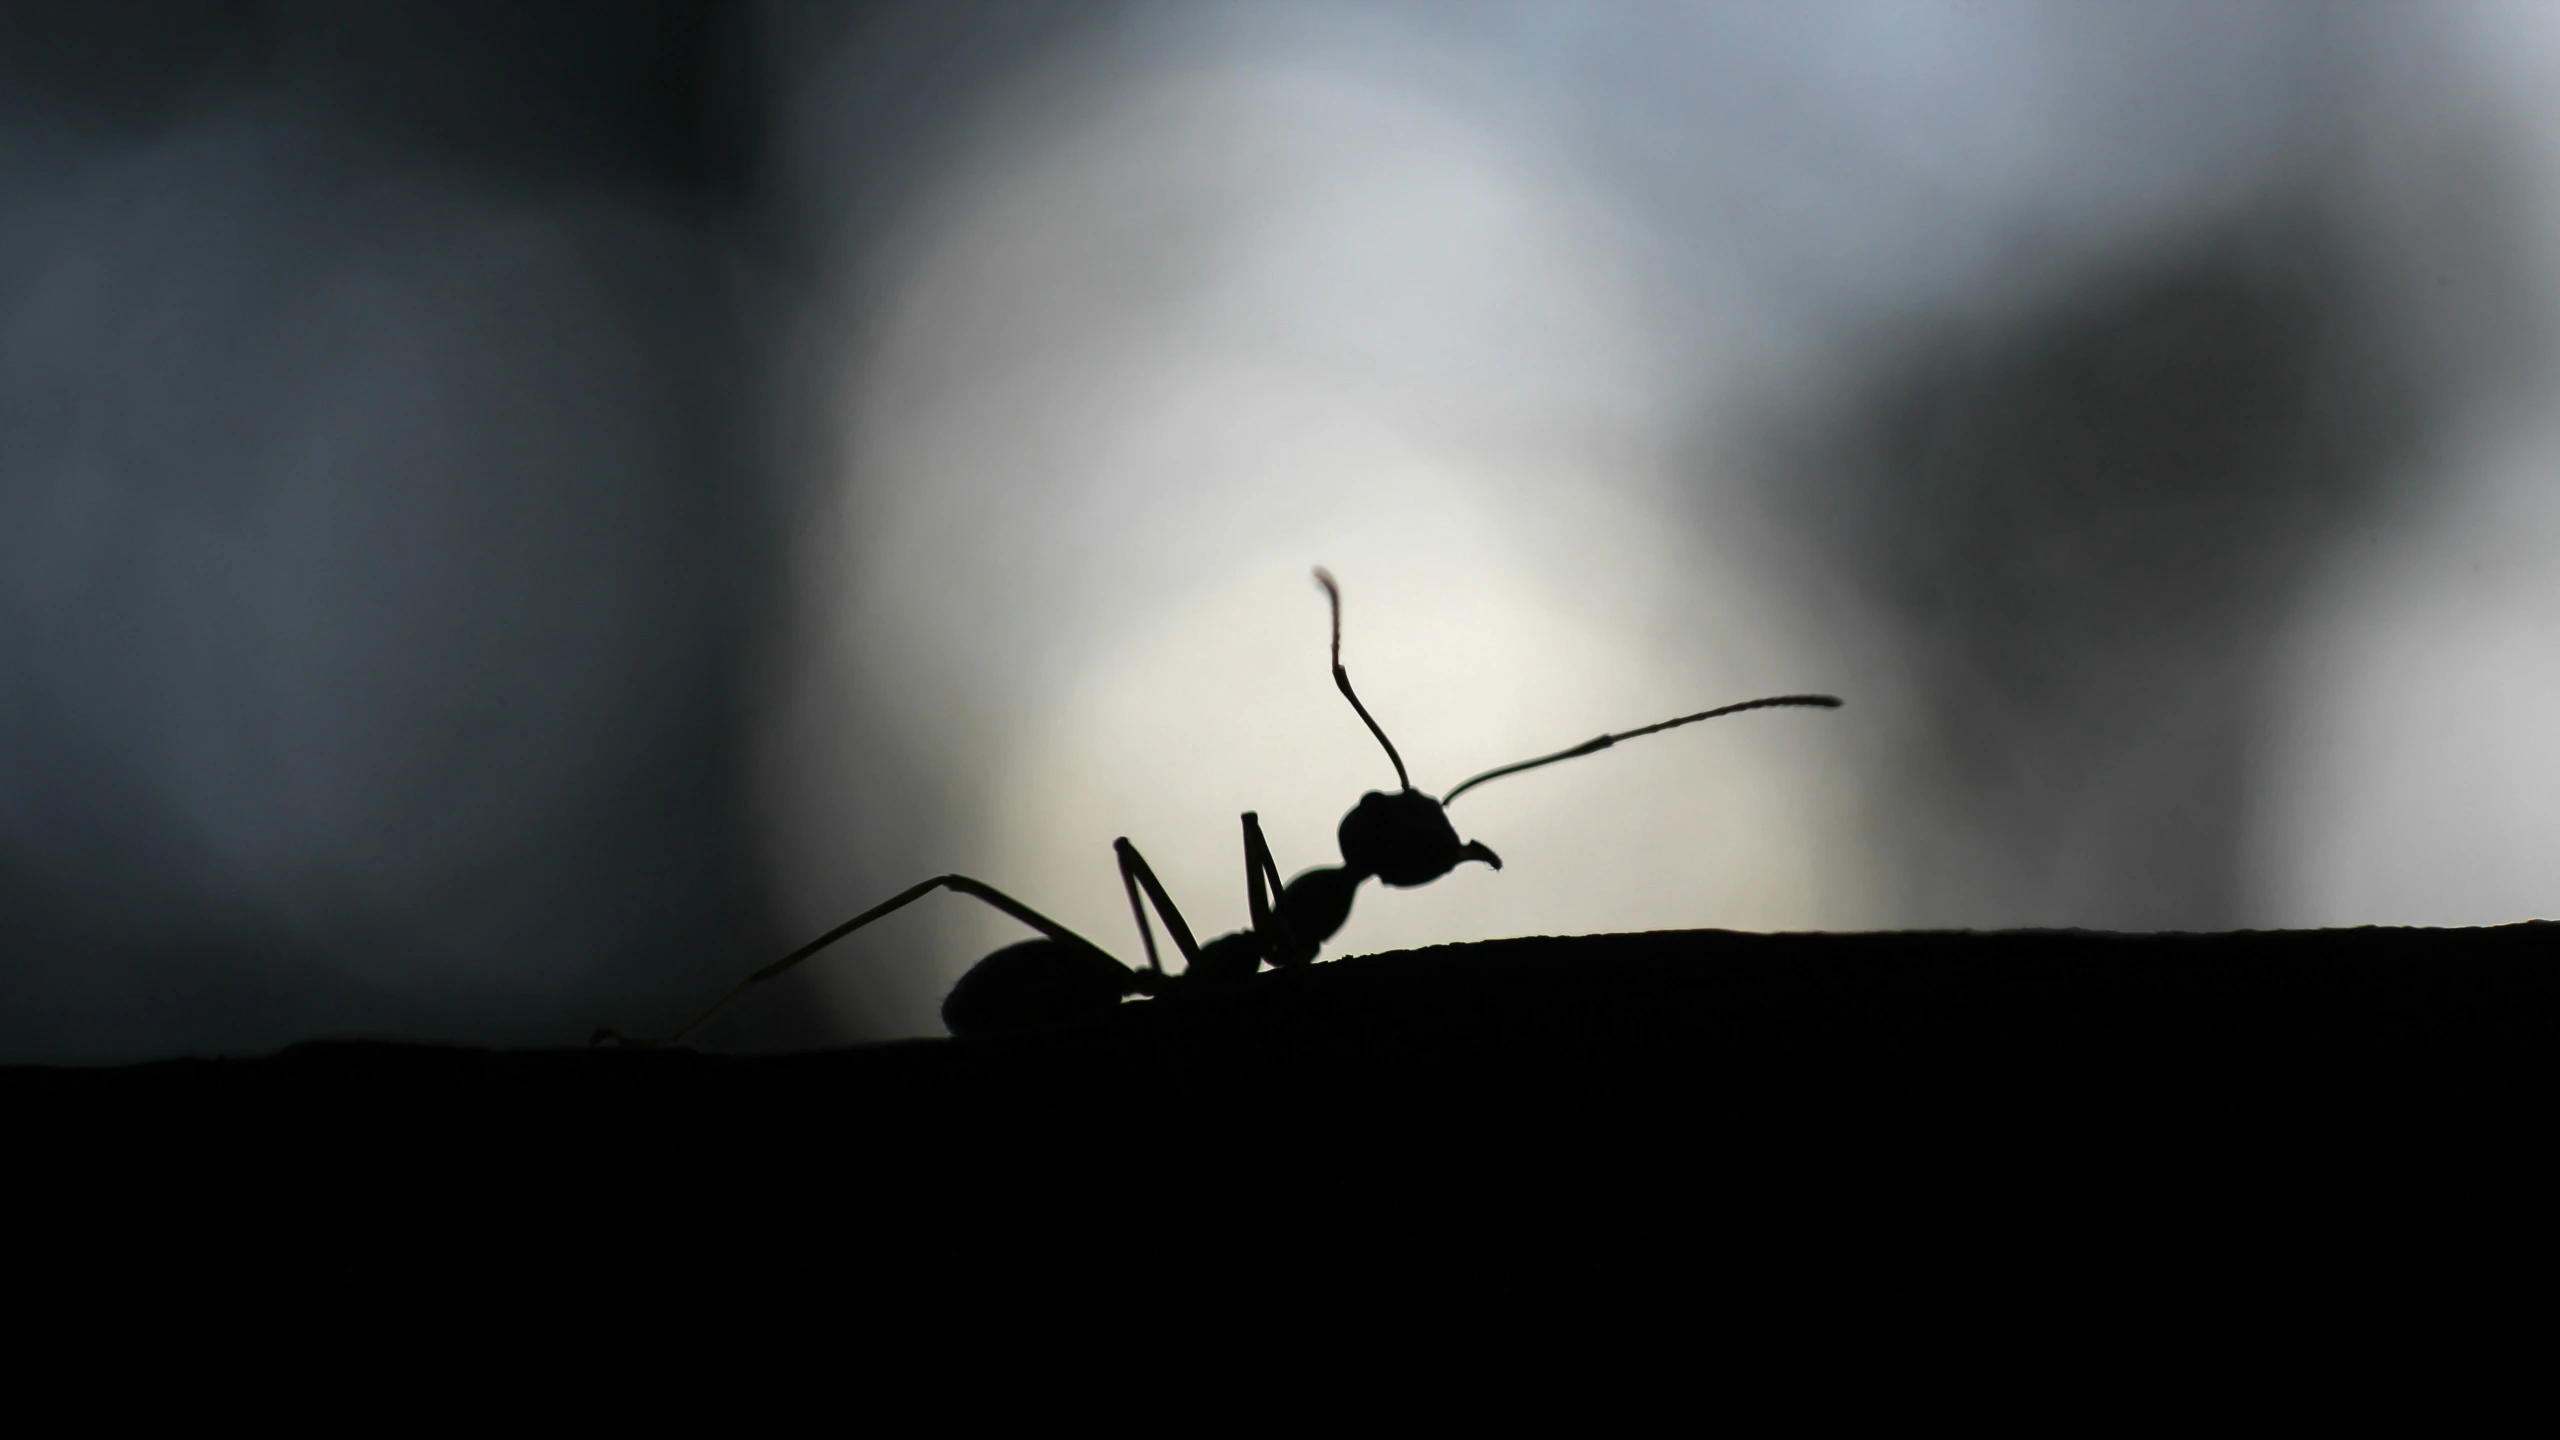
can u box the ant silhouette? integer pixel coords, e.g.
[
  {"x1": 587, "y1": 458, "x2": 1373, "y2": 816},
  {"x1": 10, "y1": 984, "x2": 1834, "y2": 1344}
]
[{"x1": 597, "y1": 569, "x2": 1839, "y2": 1044}]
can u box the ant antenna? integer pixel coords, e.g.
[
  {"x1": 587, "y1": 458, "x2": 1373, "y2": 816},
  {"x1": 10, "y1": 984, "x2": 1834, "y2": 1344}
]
[
  {"x1": 1441, "y1": 694, "x2": 1842, "y2": 806},
  {"x1": 1315, "y1": 567, "x2": 1411, "y2": 792}
]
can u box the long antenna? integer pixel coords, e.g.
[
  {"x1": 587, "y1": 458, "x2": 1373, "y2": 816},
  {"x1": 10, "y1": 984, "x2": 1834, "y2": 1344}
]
[
  {"x1": 1442, "y1": 694, "x2": 1841, "y2": 805},
  {"x1": 1315, "y1": 567, "x2": 1411, "y2": 791}
]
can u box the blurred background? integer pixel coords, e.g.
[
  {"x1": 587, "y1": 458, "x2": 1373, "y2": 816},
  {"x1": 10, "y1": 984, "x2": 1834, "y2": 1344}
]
[{"x1": 3, "y1": 1, "x2": 2555, "y2": 1060}]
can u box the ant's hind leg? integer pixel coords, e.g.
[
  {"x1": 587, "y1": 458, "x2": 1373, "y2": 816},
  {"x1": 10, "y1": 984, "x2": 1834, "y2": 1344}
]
[
  {"x1": 1115, "y1": 838, "x2": 1205, "y2": 975},
  {"x1": 593, "y1": 874, "x2": 1114, "y2": 1047}
]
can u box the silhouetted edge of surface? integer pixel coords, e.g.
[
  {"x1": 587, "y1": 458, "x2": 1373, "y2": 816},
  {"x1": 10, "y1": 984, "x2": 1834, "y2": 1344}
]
[{"x1": 8, "y1": 923, "x2": 2557, "y2": 1425}]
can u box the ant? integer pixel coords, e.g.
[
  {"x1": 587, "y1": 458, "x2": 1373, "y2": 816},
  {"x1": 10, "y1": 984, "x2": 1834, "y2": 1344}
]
[{"x1": 596, "y1": 569, "x2": 1840, "y2": 1044}]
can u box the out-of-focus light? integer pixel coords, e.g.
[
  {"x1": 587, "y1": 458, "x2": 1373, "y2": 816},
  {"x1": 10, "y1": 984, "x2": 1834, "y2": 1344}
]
[
  {"x1": 2250, "y1": 1, "x2": 2560, "y2": 928},
  {"x1": 769, "y1": 30, "x2": 1877, "y2": 1037},
  {"x1": 2254, "y1": 414, "x2": 2560, "y2": 926}
]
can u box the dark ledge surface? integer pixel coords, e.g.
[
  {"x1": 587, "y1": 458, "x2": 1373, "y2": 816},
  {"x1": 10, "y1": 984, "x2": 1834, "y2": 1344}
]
[{"x1": 11, "y1": 925, "x2": 2558, "y2": 1425}]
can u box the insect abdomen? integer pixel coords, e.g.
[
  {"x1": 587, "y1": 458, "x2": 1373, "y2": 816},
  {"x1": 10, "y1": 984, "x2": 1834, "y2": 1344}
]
[{"x1": 940, "y1": 940, "x2": 1141, "y2": 1037}]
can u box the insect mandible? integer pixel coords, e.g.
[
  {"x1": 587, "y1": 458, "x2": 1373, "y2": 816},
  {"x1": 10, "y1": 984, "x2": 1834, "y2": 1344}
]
[{"x1": 595, "y1": 569, "x2": 1840, "y2": 1044}]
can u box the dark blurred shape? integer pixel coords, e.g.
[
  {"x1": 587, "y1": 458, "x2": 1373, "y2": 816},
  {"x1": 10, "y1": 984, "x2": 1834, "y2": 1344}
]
[
  {"x1": 1792, "y1": 212, "x2": 2428, "y2": 928},
  {"x1": 0, "y1": 2, "x2": 256, "y2": 133},
  {"x1": 761, "y1": 0, "x2": 1139, "y2": 250},
  {"x1": 0, "y1": 0, "x2": 757, "y2": 191},
  {"x1": 0, "y1": 0, "x2": 786, "y2": 1059}
]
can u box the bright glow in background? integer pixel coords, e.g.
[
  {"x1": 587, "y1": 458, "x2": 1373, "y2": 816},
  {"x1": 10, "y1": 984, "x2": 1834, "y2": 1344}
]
[
  {"x1": 758, "y1": 1, "x2": 2559, "y2": 1040},
  {"x1": 760, "y1": 14, "x2": 1899, "y2": 1037}
]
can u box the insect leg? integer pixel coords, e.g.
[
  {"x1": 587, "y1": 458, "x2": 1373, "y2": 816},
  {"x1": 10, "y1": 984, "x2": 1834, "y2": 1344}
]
[
  {"x1": 1119, "y1": 844, "x2": 1165, "y2": 977},
  {"x1": 593, "y1": 875, "x2": 1114, "y2": 1047},
  {"x1": 1242, "y1": 812, "x2": 1285, "y2": 934},
  {"x1": 1115, "y1": 837, "x2": 1204, "y2": 974}
]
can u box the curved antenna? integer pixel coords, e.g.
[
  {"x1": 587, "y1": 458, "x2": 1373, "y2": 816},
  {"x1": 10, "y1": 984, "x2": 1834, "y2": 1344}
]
[
  {"x1": 1314, "y1": 567, "x2": 1411, "y2": 792},
  {"x1": 1442, "y1": 694, "x2": 1842, "y2": 806}
]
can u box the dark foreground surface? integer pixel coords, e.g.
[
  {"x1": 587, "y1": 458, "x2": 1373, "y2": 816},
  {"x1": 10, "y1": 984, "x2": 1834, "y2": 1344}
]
[{"x1": 9, "y1": 925, "x2": 2558, "y2": 1427}]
